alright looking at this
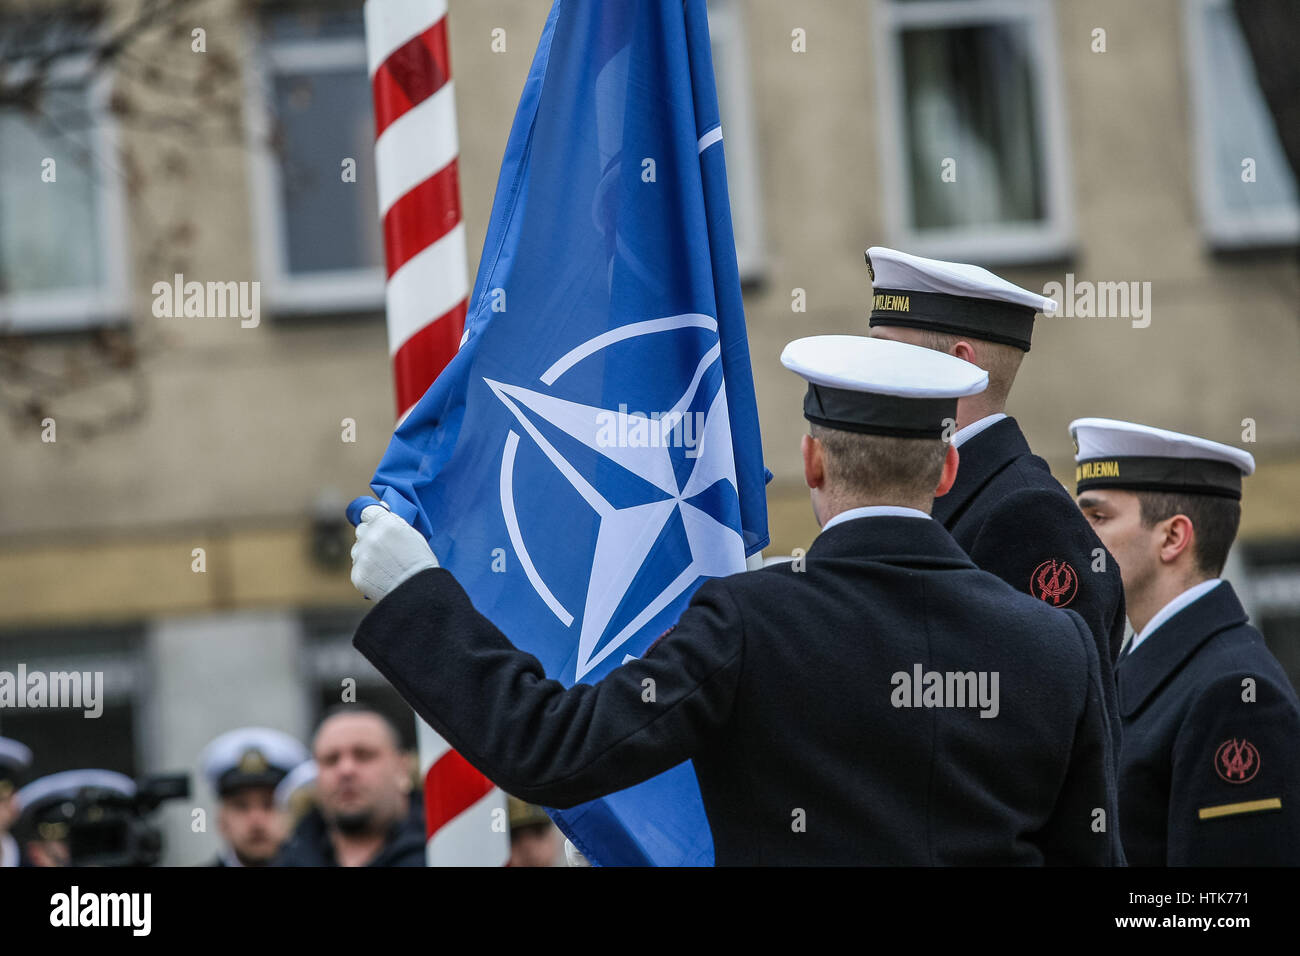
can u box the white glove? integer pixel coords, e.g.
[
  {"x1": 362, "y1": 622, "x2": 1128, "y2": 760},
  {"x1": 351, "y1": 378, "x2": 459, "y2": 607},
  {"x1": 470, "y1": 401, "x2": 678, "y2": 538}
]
[
  {"x1": 350, "y1": 504, "x2": 439, "y2": 602},
  {"x1": 564, "y1": 839, "x2": 592, "y2": 867}
]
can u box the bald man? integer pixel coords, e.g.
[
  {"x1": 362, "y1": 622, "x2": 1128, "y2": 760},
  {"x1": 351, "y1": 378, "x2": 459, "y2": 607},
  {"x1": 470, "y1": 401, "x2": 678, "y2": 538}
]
[{"x1": 274, "y1": 708, "x2": 424, "y2": 867}]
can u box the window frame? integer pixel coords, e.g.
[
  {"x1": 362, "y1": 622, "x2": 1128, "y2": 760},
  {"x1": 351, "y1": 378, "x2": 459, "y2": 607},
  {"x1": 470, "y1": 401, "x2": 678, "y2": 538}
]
[
  {"x1": 0, "y1": 51, "x2": 130, "y2": 333},
  {"x1": 243, "y1": 24, "x2": 386, "y2": 316},
  {"x1": 1183, "y1": 0, "x2": 1300, "y2": 249},
  {"x1": 870, "y1": 0, "x2": 1076, "y2": 264}
]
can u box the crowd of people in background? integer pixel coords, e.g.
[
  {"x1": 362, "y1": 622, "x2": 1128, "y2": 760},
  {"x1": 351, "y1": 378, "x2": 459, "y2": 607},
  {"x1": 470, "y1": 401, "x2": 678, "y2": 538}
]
[{"x1": 0, "y1": 706, "x2": 563, "y2": 868}]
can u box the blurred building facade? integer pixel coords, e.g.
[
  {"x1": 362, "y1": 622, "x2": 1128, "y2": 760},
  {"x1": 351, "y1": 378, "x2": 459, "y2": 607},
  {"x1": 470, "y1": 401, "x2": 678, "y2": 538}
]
[{"x1": 0, "y1": 0, "x2": 1296, "y2": 864}]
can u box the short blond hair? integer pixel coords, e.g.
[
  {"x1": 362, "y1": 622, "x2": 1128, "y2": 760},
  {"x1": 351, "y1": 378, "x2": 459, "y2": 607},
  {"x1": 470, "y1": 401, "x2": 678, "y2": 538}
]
[
  {"x1": 921, "y1": 330, "x2": 1024, "y2": 407},
  {"x1": 810, "y1": 424, "x2": 947, "y2": 500}
]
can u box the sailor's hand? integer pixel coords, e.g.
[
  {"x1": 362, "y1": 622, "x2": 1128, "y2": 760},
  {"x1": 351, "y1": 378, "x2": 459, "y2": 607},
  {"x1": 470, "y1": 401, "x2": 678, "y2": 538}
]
[
  {"x1": 350, "y1": 504, "x2": 439, "y2": 601},
  {"x1": 564, "y1": 839, "x2": 592, "y2": 867}
]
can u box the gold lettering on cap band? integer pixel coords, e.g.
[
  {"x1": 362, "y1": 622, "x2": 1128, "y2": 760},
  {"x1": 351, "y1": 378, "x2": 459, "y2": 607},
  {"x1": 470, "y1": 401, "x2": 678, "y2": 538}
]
[
  {"x1": 1075, "y1": 460, "x2": 1121, "y2": 482},
  {"x1": 872, "y1": 293, "x2": 910, "y2": 313},
  {"x1": 1197, "y1": 797, "x2": 1282, "y2": 820}
]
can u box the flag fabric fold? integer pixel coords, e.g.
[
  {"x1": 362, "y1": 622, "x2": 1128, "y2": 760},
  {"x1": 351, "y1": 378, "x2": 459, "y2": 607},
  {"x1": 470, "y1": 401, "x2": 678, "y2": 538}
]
[{"x1": 361, "y1": 0, "x2": 768, "y2": 866}]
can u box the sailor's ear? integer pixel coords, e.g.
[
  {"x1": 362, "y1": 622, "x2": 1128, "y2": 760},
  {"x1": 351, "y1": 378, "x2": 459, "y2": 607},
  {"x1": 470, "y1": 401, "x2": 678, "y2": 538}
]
[
  {"x1": 935, "y1": 442, "x2": 959, "y2": 498},
  {"x1": 801, "y1": 433, "x2": 825, "y2": 490}
]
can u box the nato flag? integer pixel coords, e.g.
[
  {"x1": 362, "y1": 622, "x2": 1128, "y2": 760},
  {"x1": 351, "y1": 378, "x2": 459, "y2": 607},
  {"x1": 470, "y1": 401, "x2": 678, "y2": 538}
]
[{"x1": 353, "y1": 0, "x2": 769, "y2": 866}]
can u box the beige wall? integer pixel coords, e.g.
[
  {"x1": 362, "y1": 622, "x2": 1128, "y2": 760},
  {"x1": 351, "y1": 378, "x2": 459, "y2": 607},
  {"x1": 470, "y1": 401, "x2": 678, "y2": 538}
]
[
  {"x1": 1, "y1": 0, "x2": 1296, "y2": 627},
  {"x1": 738, "y1": 0, "x2": 1299, "y2": 552}
]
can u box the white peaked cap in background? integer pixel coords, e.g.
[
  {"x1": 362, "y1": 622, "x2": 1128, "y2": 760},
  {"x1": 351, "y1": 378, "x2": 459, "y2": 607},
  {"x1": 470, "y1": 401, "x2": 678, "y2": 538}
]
[
  {"x1": 1070, "y1": 418, "x2": 1255, "y2": 474},
  {"x1": 1070, "y1": 417, "x2": 1255, "y2": 499},
  {"x1": 865, "y1": 246, "x2": 1057, "y2": 351},
  {"x1": 867, "y1": 246, "x2": 1058, "y2": 314},
  {"x1": 200, "y1": 726, "x2": 311, "y2": 794},
  {"x1": 17, "y1": 768, "x2": 136, "y2": 811}
]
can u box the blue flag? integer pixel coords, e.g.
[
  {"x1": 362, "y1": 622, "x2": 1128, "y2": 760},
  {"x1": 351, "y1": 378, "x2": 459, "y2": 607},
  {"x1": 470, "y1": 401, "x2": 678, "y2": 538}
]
[{"x1": 359, "y1": 0, "x2": 769, "y2": 866}]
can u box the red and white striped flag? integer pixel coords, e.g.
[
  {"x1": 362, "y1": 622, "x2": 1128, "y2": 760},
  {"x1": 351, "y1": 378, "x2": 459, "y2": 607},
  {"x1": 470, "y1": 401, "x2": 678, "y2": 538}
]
[{"x1": 364, "y1": 0, "x2": 509, "y2": 867}]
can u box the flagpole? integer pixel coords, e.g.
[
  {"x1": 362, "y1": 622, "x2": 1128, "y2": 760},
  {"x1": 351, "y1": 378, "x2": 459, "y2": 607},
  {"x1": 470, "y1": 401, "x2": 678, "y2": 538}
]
[{"x1": 364, "y1": 0, "x2": 509, "y2": 867}]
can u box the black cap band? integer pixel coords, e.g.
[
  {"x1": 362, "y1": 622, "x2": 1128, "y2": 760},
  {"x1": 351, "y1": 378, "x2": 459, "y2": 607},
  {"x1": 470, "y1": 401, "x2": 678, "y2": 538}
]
[
  {"x1": 868, "y1": 286, "x2": 1038, "y2": 352},
  {"x1": 217, "y1": 768, "x2": 288, "y2": 796},
  {"x1": 803, "y1": 383, "x2": 956, "y2": 438},
  {"x1": 1075, "y1": 456, "x2": 1244, "y2": 500},
  {"x1": 0, "y1": 766, "x2": 25, "y2": 788}
]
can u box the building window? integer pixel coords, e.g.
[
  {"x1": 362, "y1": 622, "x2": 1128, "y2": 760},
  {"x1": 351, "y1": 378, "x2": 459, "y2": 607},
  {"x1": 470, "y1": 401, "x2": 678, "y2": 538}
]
[
  {"x1": 872, "y1": 0, "x2": 1074, "y2": 264},
  {"x1": 246, "y1": 5, "x2": 385, "y2": 315},
  {"x1": 1184, "y1": 0, "x2": 1299, "y2": 249},
  {"x1": 1237, "y1": 541, "x2": 1300, "y2": 693},
  {"x1": 0, "y1": 625, "x2": 145, "y2": 779},
  {"x1": 706, "y1": 0, "x2": 766, "y2": 283},
  {"x1": 0, "y1": 19, "x2": 129, "y2": 332}
]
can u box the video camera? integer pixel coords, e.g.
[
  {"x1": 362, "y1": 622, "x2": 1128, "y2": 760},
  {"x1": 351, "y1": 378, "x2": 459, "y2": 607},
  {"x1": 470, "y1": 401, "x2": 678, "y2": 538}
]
[{"x1": 44, "y1": 774, "x2": 190, "y2": 867}]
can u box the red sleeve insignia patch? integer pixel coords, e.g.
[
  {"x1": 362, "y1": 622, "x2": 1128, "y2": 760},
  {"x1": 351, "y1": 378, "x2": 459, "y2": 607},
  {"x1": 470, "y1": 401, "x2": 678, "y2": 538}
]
[
  {"x1": 1030, "y1": 558, "x2": 1078, "y2": 608},
  {"x1": 1215, "y1": 738, "x2": 1261, "y2": 783}
]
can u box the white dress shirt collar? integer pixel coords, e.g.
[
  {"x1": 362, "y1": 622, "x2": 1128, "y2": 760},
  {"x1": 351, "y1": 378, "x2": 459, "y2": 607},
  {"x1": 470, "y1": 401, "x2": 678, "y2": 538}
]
[
  {"x1": 952, "y1": 412, "x2": 1007, "y2": 449},
  {"x1": 1, "y1": 833, "x2": 19, "y2": 868},
  {"x1": 821, "y1": 505, "x2": 932, "y2": 533},
  {"x1": 1129, "y1": 579, "x2": 1224, "y2": 655},
  {"x1": 219, "y1": 843, "x2": 246, "y2": 867}
]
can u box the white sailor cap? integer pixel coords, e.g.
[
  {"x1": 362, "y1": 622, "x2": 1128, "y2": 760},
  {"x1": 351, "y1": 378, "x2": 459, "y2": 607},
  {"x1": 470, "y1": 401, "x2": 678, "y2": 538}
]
[
  {"x1": 0, "y1": 737, "x2": 33, "y2": 795},
  {"x1": 200, "y1": 727, "x2": 309, "y2": 797},
  {"x1": 781, "y1": 335, "x2": 987, "y2": 438},
  {"x1": 14, "y1": 769, "x2": 137, "y2": 842},
  {"x1": 273, "y1": 758, "x2": 316, "y2": 812},
  {"x1": 865, "y1": 246, "x2": 1058, "y2": 352},
  {"x1": 16, "y1": 764, "x2": 135, "y2": 816},
  {"x1": 1070, "y1": 418, "x2": 1256, "y2": 500}
]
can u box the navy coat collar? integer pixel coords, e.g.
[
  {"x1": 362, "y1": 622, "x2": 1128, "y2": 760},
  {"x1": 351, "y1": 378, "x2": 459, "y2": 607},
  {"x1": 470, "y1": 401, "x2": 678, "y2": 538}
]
[
  {"x1": 809, "y1": 514, "x2": 977, "y2": 571},
  {"x1": 932, "y1": 416, "x2": 1031, "y2": 526},
  {"x1": 1116, "y1": 581, "x2": 1249, "y2": 716}
]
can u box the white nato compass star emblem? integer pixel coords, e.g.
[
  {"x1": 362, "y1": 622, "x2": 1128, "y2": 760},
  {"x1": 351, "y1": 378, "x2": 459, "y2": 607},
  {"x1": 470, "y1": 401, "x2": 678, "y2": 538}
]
[{"x1": 485, "y1": 314, "x2": 746, "y2": 679}]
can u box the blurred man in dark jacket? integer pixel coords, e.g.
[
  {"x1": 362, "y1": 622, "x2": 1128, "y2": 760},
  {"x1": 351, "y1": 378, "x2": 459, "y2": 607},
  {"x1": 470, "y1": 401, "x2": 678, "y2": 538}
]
[{"x1": 275, "y1": 707, "x2": 424, "y2": 867}]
